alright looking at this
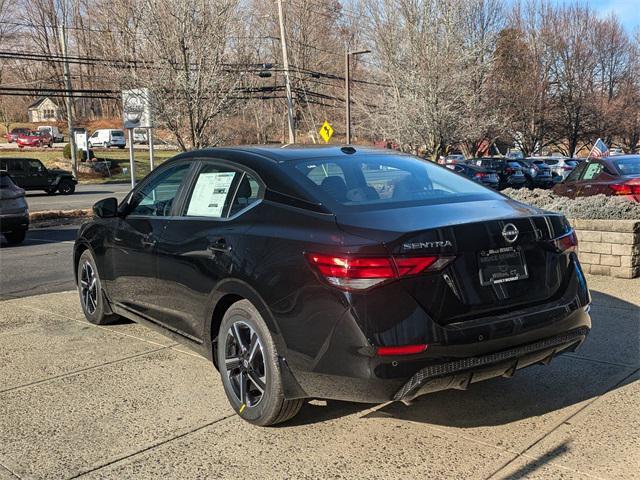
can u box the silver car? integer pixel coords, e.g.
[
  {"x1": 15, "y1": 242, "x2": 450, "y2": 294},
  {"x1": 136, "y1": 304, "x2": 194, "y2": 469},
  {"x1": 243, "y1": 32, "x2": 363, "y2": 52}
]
[
  {"x1": 0, "y1": 172, "x2": 29, "y2": 244},
  {"x1": 531, "y1": 157, "x2": 579, "y2": 180}
]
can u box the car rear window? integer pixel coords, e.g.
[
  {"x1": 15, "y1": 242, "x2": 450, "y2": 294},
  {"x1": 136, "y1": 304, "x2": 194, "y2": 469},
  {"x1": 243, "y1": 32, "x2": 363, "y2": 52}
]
[
  {"x1": 0, "y1": 173, "x2": 15, "y2": 188},
  {"x1": 565, "y1": 160, "x2": 579, "y2": 167},
  {"x1": 111, "y1": 131, "x2": 124, "y2": 137},
  {"x1": 285, "y1": 154, "x2": 499, "y2": 212},
  {"x1": 613, "y1": 156, "x2": 640, "y2": 176}
]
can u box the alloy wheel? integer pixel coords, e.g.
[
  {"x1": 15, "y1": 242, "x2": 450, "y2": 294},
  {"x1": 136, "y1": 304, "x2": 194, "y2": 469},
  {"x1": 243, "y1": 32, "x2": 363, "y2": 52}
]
[
  {"x1": 224, "y1": 321, "x2": 267, "y2": 408},
  {"x1": 80, "y1": 261, "x2": 98, "y2": 315}
]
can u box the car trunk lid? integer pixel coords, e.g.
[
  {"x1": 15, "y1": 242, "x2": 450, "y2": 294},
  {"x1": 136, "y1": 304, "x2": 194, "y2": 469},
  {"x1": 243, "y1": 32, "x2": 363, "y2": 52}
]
[{"x1": 335, "y1": 199, "x2": 573, "y2": 324}]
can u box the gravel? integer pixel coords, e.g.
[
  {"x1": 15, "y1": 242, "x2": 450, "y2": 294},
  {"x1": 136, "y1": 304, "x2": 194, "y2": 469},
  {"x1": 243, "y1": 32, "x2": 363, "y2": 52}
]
[{"x1": 501, "y1": 188, "x2": 640, "y2": 220}]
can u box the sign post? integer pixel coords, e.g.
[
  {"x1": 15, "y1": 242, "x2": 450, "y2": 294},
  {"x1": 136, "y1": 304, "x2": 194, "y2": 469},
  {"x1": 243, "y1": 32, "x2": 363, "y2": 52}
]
[{"x1": 122, "y1": 88, "x2": 153, "y2": 187}]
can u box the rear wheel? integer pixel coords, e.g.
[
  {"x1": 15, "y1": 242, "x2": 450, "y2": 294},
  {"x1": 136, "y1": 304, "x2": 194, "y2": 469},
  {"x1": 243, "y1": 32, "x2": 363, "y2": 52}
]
[
  {"x1": 4, "y1": 229, "x2": 26, "y2": 245},
  {"x1": 77, "y1": 249, "x2": 118, "y2": 325},
  {"x1": 58, "y1": 179, "x2": 75, "y2": 195},
  {"x1": 217, "y1": 300, "x2": 304, "y2": 426}
]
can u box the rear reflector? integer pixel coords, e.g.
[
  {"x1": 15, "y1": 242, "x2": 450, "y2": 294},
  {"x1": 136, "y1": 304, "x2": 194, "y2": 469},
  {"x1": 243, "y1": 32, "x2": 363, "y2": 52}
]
[
  {"x1": 305, "y1": 253, "x2": 454, "y2": 291},
  {"x1": 376, "y1": 344, "x2": 428, "y2": 356}
]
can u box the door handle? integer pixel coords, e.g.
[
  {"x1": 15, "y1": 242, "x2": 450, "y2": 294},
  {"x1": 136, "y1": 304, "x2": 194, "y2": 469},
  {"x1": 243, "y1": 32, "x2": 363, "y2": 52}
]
[
  {"x1": 584, "y1": 185, "x2": 592, "y2": 188},
  {"x1": 208, "y1": 239, "x2": 231, "y2": 254},
  {"x1": 141, "y1": 234, "x2": 156, "y2": 248}
]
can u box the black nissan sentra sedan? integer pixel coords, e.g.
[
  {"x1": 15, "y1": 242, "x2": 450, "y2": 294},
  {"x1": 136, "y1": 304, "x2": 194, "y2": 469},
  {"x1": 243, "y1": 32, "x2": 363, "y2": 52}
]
[{"x1": 74, "y1": 146, "x2": 591, "y2": 426}]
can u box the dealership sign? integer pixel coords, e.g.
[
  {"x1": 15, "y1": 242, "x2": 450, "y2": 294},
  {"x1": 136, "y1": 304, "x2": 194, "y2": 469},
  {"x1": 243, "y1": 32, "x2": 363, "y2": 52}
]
[{"x1": 122, "y1": 88, "x2": 153, "y2": 129}]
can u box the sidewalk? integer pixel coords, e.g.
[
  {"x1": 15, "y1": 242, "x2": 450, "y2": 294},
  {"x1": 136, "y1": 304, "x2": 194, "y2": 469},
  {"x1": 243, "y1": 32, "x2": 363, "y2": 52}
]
[{"x1": 0, "y1": 276, "x2": 638, "y2": 479}]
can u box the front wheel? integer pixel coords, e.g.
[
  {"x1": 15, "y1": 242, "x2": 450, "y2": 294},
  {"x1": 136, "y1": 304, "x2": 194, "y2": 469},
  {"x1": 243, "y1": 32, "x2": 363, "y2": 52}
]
[
  {"x1": 77, "y1": 249, "x2": 119, "y2": 325},
  {"x1": 217, "y1": 300, "x2": 304, "y2": 426},
  {"x1": 58, "y1": 180, "x2": 75, "y2": 195}
]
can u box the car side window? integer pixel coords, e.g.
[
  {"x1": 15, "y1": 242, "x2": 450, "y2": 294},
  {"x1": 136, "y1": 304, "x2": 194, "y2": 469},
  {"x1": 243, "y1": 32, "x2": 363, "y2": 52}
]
[
  {"x1": 581, "y1": 163, "x2": 603, "y2": 181},
  {"x1": 28, "y1": 160, "x2": 44, "y2": 173},
  {"x1": 129, "y1": 163, "x2": 191, "y2": 217},
  {"x1": 229, "y1": 173, "x2": 261, "y2": 216},
  {"x1": 565, "y1": 162, "x2": 586, "y2": 182},
  {"x1": 184, "y1": 164, "x2": 239, "y2": 218}
]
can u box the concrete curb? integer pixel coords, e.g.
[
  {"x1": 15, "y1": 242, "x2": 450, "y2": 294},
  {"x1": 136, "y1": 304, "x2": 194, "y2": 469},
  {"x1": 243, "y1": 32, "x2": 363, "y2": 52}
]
[{"x1": 30, "y1": 209, "x2": 91, "y2": 224}]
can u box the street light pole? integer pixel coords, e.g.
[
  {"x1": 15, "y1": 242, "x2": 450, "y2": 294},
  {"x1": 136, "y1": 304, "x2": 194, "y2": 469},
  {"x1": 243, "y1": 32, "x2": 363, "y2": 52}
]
[{"x1": 345, "y1": 49, "x2": 371, "y2": 145}]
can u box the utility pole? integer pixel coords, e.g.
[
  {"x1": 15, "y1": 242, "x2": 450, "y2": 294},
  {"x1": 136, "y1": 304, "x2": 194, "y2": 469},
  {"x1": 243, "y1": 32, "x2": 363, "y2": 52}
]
[
  {"x1": 59, "y1": 17, "x2": 77, "y2": 178},
  {"x1": 345, "y1": 49, "x2": 371, "y2": 144},
  {"x1": 277, "y1": 0, "x2": 295, "y2": 144}
]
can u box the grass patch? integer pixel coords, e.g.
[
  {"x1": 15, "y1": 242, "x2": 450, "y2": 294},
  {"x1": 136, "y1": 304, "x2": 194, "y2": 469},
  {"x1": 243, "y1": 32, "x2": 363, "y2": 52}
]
[{"x1": 0, "y1": 148, "x2": 177, "y2": 183}]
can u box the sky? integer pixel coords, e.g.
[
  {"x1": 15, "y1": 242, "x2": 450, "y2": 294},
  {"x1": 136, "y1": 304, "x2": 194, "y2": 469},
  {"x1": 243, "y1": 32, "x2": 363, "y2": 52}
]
[{"x1": 558, "y1": 0, "x2": 639, "y2": 32}]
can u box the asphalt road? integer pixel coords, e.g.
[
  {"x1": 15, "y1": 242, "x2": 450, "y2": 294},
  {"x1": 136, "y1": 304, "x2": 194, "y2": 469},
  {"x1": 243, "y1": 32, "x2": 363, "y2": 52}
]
[
  {"x1": 0, "y1": 224, "x2": 79, "y2": 300},
  {"x1": 25, "y1": 183, "x2": 131, "y2": 212}
]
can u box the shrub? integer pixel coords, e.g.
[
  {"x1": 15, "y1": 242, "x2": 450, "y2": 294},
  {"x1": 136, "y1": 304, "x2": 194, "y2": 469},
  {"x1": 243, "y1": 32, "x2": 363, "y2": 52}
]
[{"x1": 63, "y1": 144, "x2": 95, "y2": 161}]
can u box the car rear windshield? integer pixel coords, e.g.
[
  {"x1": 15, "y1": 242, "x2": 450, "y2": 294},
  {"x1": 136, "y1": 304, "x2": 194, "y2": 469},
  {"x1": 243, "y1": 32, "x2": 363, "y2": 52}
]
[
  {"x1": 285, "y1": 154, "x2": 500, "y2": 212},
  {"x1": 0, "y1": 173, "x2": 15, "y2": 188},
  {"x1": 111, "y1": 131, "x2": 124, "y2": 137},
  {"x1": 565, "y1": 160, "x2": 579, "y2": 167},
  {"x1": 613, "y1": 156, "x2": 640, "y2": 176}
]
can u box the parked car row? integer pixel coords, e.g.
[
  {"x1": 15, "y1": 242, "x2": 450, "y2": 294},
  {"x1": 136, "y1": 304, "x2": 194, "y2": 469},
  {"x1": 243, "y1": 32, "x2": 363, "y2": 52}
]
[{"x1": 5, "y1": 126, "x2": 63, "y2": 145}]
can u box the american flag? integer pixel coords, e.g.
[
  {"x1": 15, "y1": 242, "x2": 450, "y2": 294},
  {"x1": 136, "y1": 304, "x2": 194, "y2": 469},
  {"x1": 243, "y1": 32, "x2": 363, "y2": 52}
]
[{"x1": 589, "y1": 138, "x2": 609, "y2": 158}]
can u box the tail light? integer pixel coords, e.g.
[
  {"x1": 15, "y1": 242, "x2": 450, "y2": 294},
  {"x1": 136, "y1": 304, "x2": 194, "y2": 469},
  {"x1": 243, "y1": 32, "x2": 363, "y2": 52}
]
[
  {"x1": 376, "y1": 344, "x2": 428, "y2": 356},
  {"x1": 474, "y1": 172, "x2": 488, "y2": 178},
  {"x1": 305, "y1": 253, "x2": 454, "y2": 291},
  {"x1": 609, "y1": 183, "x2": 640, "y2": 196},
  {"x1": 552, "y1": 230, "x2": 578, "y2": 253},
  {"x1": 562, "y1": 166, "x2": 573, "y2": 171},
  {"x1": 505, "y1": 167, "x2": 515, "y2": 174}
]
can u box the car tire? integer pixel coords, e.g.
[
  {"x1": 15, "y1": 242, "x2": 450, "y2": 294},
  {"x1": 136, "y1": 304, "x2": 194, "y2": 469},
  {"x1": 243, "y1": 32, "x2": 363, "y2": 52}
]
[
  {"x1": 217, "y1": 300, "x2": 304, "y2": 426},
  {"x1": 77, "y1": 249, "x2": 119, "y2": 325},
  {"x1": 58, "y1": 180, "x2": 75, "y2": 195},
  {"x1": 4, "y1": 229, "x2": 26, "y2": 245}
]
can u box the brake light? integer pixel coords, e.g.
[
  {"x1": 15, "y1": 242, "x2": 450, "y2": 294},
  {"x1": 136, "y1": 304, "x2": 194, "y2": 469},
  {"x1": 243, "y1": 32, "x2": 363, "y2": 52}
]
[
  {"x1": 505, "y1": 167, "x2": 514, "y2": 174},
  {"x1": 376, "y1": 344, "x2": 428, "y2": 356},
  {"x1": 552, "y1": 230, "x2": 578, "y2": 253},
  {"x1": 610, "y1": 183, "x2": 640, "y2": 195},
  {"x1": 474, "y1": 172, "x2": 488, "y2": 178},
  {"x1": 305, "y1": 253, "x2": 454, "y2": 290}
]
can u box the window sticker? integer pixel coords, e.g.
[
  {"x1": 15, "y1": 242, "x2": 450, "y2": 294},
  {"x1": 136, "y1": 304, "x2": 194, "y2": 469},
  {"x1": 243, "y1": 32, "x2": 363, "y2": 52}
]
[{"x1": 187, "y1": 171, "x2": 236, "y2": 217}]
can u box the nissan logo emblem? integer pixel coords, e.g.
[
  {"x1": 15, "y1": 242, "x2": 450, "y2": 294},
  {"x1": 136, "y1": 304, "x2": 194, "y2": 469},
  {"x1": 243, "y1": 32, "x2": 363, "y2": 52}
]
[{"x1": 502, "y1": 223, "x2": 519, "y2": 243}]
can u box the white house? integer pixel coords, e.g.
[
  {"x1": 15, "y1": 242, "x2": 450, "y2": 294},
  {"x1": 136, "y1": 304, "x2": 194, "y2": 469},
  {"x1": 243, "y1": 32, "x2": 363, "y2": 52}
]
[{"x1": 28, "y1": 97, "x2": 63, "y2": 122}]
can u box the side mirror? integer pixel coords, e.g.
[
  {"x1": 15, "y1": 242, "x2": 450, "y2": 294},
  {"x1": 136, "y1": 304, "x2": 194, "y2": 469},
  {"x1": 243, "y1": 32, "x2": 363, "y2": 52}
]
[{"x1": 93, "y1": 197, "x2": 118, "y2": 218}]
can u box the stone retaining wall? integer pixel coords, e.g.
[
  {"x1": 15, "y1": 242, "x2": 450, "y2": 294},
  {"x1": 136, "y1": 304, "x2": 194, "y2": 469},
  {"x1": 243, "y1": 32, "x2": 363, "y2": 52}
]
[{"x1": 570, "y1": 219, "x2": 640, "y2": 279}]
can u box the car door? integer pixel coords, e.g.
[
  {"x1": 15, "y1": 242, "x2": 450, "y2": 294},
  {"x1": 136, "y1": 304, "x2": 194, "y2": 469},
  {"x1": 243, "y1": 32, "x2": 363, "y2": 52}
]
[
  {"x1": 107, "y1": 161, "x2": 193, "y2": 319},
  {"x1": 575, "y1": 162, "x2": 604, "y2": 197},
  {"x1": 22, "y1": 159, "x2": 49, "y2": 189},
  {"x1": 153, "y1": 160, "x2": 263, "y2": 340},
  {"x1": 88, "y1": 131, "x2": 99, "y2": 147},
  {"x1": 555, "y1": 162, "x2": 586, "y2": 198}
]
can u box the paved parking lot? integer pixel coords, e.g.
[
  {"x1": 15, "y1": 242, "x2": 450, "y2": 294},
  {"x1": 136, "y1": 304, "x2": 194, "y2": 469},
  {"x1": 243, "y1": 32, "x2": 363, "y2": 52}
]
[{"x1": 0, "y1": 276, "x2": 638, "y2": 479}]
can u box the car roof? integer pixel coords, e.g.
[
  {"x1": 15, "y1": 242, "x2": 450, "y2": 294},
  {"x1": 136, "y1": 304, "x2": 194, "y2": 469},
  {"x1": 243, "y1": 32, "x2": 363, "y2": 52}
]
[
  {"x1": 162, "y1": 145, "x2": 415, "y2": 211},
  {"x1": 201, "y1": 145, "x2": 407, "y2": 162}
]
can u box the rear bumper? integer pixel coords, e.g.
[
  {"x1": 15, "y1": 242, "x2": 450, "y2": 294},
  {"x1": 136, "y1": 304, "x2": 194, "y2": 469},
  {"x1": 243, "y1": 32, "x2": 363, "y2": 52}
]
[
  {"x1": 0, "y1": 213, "x2": 29, "y2": 233},
  {"x1": 394, "y1": 326, "x2": 589, "y2": 402},
  {"x1": 284, "y1": 257, "x2": 591, "y2": 403}
]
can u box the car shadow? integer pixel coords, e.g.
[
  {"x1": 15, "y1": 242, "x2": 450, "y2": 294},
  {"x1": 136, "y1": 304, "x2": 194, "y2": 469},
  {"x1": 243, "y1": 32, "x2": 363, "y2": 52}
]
[
  {"x1": 287, "y1": 290, "x2": 638, "y2": 428},
  {"x1": 0, "y1": 226, "x2": 79, "y2": 248}
]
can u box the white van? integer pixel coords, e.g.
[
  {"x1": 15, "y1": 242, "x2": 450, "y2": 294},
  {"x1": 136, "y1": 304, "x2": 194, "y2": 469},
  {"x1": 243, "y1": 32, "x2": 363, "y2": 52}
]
[
  {"x1": 37, "y1": 125, "x2": 64, "y2": 142},
  {"x1": 88, "y1": 129, "x2": 126, "y2": 148}
]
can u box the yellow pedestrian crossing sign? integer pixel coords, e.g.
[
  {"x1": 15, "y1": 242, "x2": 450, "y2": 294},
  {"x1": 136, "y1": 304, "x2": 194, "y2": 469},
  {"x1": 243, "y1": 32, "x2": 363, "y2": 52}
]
[{"x1": 319, "y1": 121, "x2": 334, "y2": 143}]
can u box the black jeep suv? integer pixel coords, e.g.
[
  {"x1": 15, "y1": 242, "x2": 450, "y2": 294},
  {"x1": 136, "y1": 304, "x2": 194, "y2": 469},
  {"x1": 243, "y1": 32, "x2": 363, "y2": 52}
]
[{"x1": 0, "y1": 157, "x2": 77, "y2": 194}]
